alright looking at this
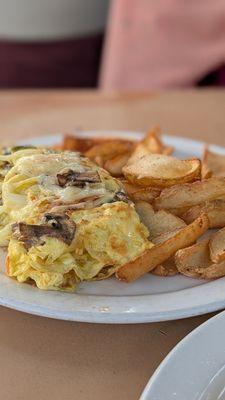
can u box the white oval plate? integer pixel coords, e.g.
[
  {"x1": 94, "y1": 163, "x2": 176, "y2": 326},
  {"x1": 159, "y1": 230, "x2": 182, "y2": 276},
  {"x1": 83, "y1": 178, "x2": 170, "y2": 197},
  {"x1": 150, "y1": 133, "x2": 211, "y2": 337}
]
[
  {"x1": 0, "y1": 131, "x2": 225, "y2": 323},
  {"x1": 140, "y1": 310, "x2": 225, "y2": 400}
]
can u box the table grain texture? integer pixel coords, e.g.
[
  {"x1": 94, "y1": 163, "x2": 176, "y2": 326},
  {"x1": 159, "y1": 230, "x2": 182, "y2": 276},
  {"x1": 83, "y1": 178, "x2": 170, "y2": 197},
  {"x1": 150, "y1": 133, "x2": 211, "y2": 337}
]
[{"x1": 0, "y1": 89, "x2": 224, "y2": 400}]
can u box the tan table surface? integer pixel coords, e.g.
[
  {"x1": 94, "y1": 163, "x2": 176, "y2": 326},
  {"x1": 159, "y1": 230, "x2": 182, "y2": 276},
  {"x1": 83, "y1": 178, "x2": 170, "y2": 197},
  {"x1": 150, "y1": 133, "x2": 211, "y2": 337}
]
[{"x1": 0, "y1": 89, "x2": 224, "y2": 400}]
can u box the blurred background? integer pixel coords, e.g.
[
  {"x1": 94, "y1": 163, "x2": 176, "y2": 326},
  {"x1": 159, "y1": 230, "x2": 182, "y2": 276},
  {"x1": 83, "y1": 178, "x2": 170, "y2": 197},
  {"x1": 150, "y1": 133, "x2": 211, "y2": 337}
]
[{"x1": 0, "y1": 0, "x2": 224, "y2": 90}]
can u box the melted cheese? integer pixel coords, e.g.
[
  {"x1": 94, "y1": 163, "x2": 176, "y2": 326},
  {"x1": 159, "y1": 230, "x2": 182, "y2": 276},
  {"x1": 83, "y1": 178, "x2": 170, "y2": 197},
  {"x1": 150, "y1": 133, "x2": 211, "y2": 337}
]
[
  {"x1": 0, "y1": 151, "x2": 122, "y2": 245},
  {"x1": 7, "y1": 202, "x2": 152, "y2": 291}
]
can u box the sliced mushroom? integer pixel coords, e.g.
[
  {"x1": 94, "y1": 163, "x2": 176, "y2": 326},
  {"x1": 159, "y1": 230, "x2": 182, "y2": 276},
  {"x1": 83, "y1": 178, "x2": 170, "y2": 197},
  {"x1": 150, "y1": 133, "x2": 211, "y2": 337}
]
[
  {"x1": 57, "y1": 169, "x2": 101, "y2": 188},
  {"x1": 12, "y1": 213, "x2": 76, "y2": 249},
  {"x1": 0, "y1": 161, "x2": 12, "y2": 178}
]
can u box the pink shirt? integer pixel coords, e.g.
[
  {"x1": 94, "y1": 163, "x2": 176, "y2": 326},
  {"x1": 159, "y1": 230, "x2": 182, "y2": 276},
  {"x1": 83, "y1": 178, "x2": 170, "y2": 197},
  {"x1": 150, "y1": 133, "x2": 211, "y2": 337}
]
[{"x1": 100, "y1": 0, "x2": 225, "y2": 90}]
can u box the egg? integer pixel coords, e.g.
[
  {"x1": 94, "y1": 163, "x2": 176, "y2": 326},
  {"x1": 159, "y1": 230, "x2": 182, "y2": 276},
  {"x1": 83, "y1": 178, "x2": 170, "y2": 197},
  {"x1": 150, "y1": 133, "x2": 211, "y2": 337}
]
[
  {"x1": 1, "y1": 150, "x2": 152, "y2": 292},
  {"x1": 7, "y1": 202, "x2": 151, "y2": 291}
]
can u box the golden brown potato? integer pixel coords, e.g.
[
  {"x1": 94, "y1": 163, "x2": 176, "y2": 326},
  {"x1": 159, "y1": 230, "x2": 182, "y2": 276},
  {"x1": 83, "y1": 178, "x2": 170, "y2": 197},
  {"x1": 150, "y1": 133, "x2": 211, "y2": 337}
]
[
  {"x1": 135, "y1": 201, "x2": 186, "y2": 240},
  {"x1": 120, "y1": 180, "x2": 161, "y2": 202},
  {"x1": 182, "y1": 199, "x2": 225, "y2": 228},
  {"x1": 131, "y1": 188, "x2": 161, "y2": 203},
  {"x1": 201, "y1": 163, "x2": 212, "y2": 179},
  {"x1": 85, "y1": 140, "x2": 134, "y2": 166},
  {"x1": 151, "y1": 228, "x2": 183, "y2": 244},
  {"x1": 151, "y1": 258, "x2": 178, "y2": 277},
  {"x1": 209, "y1": 227, "x2": 225, "y2": 263},
  {"x1": 60, "y1": 134, "x2": 107, "y2": 152},
  {"x1": 123, "y1": 154, "x2": 201, "y2": 188},
  {"x1": 104, "y1": 153, "x2": 131, "y2": 177},
  {"x1": 127, "y1": 126, "x2": 174, "y2": 165},
  {"x1": 175, "y1": 239, "x2": 225, "y2": 279},
  {"x1": 116, "y1": 213, "x2": 209, "y2": 282},
  {"x1": 202, "y1": 147, "x2": 225, "y2": 177},
  {"x1": 119, "y1": 179, "x2": 140, "y2": 194},
  {"x1": 155, "y1": 178, "x2": 225, "y2": 211}
]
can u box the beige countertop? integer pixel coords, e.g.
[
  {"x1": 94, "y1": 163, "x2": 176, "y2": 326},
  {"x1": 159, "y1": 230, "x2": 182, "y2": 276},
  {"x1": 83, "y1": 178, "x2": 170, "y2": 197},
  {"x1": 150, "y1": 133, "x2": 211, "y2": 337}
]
[{"x1": 0, "y1": 89, "x2": 224, "y2": 400}]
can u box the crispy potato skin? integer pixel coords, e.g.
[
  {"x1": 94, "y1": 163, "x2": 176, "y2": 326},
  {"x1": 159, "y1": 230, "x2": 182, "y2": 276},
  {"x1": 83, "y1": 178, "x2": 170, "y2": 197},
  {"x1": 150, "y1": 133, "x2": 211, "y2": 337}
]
[
  {"x1": 209, "y1": 227, "x2": 225, "y2": 263},
  {"x1": 44, "y1": 133, "x2": 225, "y2": 285},
  {"x1": 134, "y1": 200, "x2": 186, "y2": 240},
  {"x1": 85, "y1": 140, "x2": 134, "y2": 166},
  {"x1": 151, "y1": 259, "x2": 178, "y2": 277},
  {"x1": 202, "y1": 147, "x2": 225, "y2": 178},
  {"x1": 175, "y1": 239, "x2": 225, "y2": 279},
  {"x1": 154, "y1": 178, "x2": 225, "y2": 211},
  {"x1": 116, "y1": 213, "x2": 209, "y2": 282},
  {"x1": 182, "y1": 200, "x2": 225, "y2": 228},
  {"x1": 104, "y1": 153, "x2": 131, "y2": 177},
  {"x1": 123, "y1": 156, "x2": 201, "y2": 188}
]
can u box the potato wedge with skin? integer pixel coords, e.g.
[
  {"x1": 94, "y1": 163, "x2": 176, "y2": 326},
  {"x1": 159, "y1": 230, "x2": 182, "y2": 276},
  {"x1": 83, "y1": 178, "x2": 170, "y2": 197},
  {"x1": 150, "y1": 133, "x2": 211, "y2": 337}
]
[
  {"x1": 104, "y1": 153, "x2": 131, "y2": 177},
  {"x1": 85, "y1": 140, "x2": 134, "y2": 166},
  {"x1": 196, "y1": 261, "x2": 225, "y2": 279},
  {"x1": 119, "y1": 179, "x2": 141, "y2": 194},
  {"x1": 116, "y1": 213, "x2": 209, "y2": 282},
  {"x1": 61, "y1": 134, "x2": 108, "y2": 152},
  {"x1": 142, "y1": 126, "x2": 164, "y2": 154},
  {"x1": 127, "y1": 143, "x2": 153, "y2": 165},
  {"x1": 203, "y1": 147, "x2": 225, "y2": 177},
  {"x1": 201, "y1": 163, "x2": 212, "y2": 179},
  {"x1": 167, "y1": 206, "x2": 192, "y2": 217},
  {"x1": 182, "y1": 204, "x2": 207, "y2": 225},
  {"x1": 175, "y1": 240, "x2": 211, "y2": 277},
  {"x1": 128, "y1": 142, "x2": 174, "y2": 163},
  {"x1": 209, "y1": 227, "x2": 225, "y2": 263},
  {"x1": 151, "y1": 258, "x2": 178, "y2": 277},
  {"x1": 175, "y1": 240, "x2": 225, "y2": 279},
  {"x1": 135, "y1": 201, "x2": 186, "y2": 239},
  {"x1": 127, "y1": 126, "x2": 174, "y2": 165},
  {"x1": 155, "y1": 178, "x2": 225, "y2": 211},
  {"x1": 151, "y1": 228, "x2": 183, "y2": 244},
  {"x1": 123, "y1": 154, "x2": 201, "y2": 188},
  {"x1": 182, "y1": 199, "x2": 225, "y2": 228},
  {"x1": 131, "y1": 187, "x2": 161, "y2": 203},
  {"x1": 120, "y1": 180, "x2": 161, "y2": 203}
]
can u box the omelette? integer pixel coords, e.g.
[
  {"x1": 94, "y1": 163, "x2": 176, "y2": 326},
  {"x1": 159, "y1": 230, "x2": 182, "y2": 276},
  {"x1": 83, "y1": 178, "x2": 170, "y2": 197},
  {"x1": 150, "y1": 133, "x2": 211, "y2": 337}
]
[{"x1": 0, "y1": 149, "x2": 151, "y2": 291}]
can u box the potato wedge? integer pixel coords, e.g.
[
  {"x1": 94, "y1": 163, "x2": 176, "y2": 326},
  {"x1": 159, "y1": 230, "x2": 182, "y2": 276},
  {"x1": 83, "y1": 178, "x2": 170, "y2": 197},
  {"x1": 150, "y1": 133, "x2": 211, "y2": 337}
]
[
  {"x1": 175, "y1": 240, "x2": 211, "y2": 277},
  {"x1": 127, "y1": 143, "x2": 152, "y2": 165},
  {"x1": 85, "y1": 140, "x2": 134, "y2": 166},
  {"x1": 151, "y1": 228, "x2": 183, "y2": 244},
  {"x1": 182, "y1": 199, "x2": 225, "y2": 228},
  {"x1": 131, "y1": 188, "x2": 161, "y2": 203},
  {"x1": 116, "y1": 213, "x2": 209, "y2": 282},
  {"x1": 61, "y1": 134, "x2": 107, "y2": 152},
  {"x1": 151, "y1": 258, "x2": 178, "y2": 277},
  {"x1": 119, "y1": 179, "x2": 140, "y2": 193},
  {"x1": 121, "y1": 180, "x2": 161, "y2": 203},
  {"x1": 201, "y1": 163, "x2": 212, "y2": 179},
  {"x1": 209, "y1": 227, "x2": 225, "y2": 263},
  {"x1": 202, "y1": 147, "x2": 225, "y2": 177},
  {"x1": 175, "y1": 239, "x2": 225, "y2": 279},
  {"x1": 135, "y1": 201, "x2": 186, "y2": 239},
  {"x1": 104, "y1": 153, "x2": 131, "y2": 177},
  {"x1": 123, "y1": 154, "x2": 201, "y2": 188},
  {"x1": 155, "y1": 178, "x2": 225, "y2": 211},
  {"x1": 127, "y1": 126, "x2": 174, "y2": 165},
  {"x1": 167, "y1": 206, "x2": 192, "y2": 217}
]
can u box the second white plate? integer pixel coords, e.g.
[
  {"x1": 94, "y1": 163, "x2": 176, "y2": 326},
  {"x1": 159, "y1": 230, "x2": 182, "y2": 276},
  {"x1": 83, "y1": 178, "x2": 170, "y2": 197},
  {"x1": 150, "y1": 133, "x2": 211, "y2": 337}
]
[{"x1": 141, "y1": 310, "x2": 225, "y2": 400}]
